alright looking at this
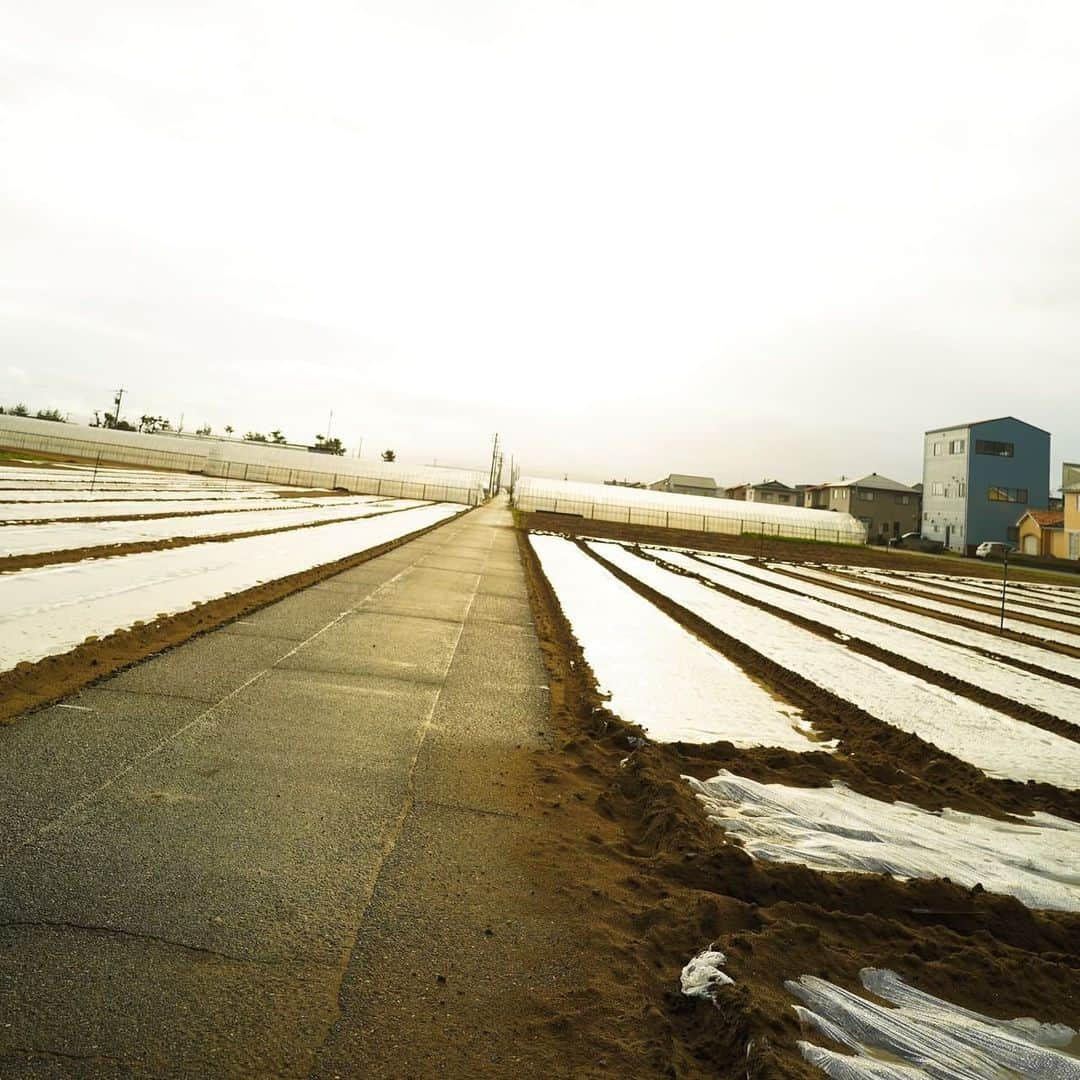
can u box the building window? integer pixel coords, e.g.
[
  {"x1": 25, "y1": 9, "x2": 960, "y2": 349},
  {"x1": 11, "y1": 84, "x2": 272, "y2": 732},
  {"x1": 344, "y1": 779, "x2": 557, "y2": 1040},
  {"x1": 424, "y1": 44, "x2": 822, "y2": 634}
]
[
  {"x1": 777, "y1": 493, "x2": 789, "y2": 503},
  {"x1": 987, "y1": 486, "x2": 1028, "y2": 504},
  {"x1": 957, "y1": 482, "x2": 966, "y2": 497},
  {"x1": 931, "y1": 481, "x2": 944, "y2": 495},
  {"x1": 976, "y1": 439, "x2": 1014, "y2": 457},
  {"x1": 932, "y1": 442, "x2": 942, "y2": 456},
  {"x1": 893, "y1": 494, "x2": 910, "y2": 505},
  {"x1": 859, "y1": 490, "x2": 874, "y2": 501},
  {"x1": 949, "y1": 439, "x2": 966, "y2": 453}
]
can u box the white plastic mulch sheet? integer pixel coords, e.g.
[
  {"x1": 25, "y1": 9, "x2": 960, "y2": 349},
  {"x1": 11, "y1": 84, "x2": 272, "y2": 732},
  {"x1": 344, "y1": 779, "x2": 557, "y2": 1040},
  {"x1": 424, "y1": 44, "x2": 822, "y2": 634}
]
[
  {"x1": 590, "y1": 543, "x2": 1080, "y2": 789},
  {"x1": 528, "y1": 535, "x2": 822, "y2": 749},
  {"x1": 793, "y1": 565, "x2": 1080, "y2": 649},
  {"x1": 788, "y1": 968, "x2": 1080, "y2": 1078},
  {"x1": 833, "y1": 566, "x2": 1080, "y2": 631},
  {"x1": 0, "y1": 496, "x2": 347, "y2": 523},
  {"x1": 695, "y1": 556, "x2": 1080, "y2": 683},
  {"x1": 0, "y1": 487, "x2": 283, "y2": 503},
  {"x1": 655, "y1": 551, "x2": 1080, "y2": 726},
  {"x1": 0, "y1": 497, "x2": 421, "y2": 557},
  {"x1": 0, "y1": 503, "x2": 460, "y2": 672},
  {"x1": 686, "y1": 771, "x2": 1080, "y2": 911}
]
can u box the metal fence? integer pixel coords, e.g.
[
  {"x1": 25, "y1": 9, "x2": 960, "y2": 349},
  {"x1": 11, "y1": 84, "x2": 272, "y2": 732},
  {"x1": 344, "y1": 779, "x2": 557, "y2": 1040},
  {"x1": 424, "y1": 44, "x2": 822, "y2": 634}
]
[
  {"x1": 0, "y1": 417, "x2": 484, "y2": 506},
  {"x1": 513, "y1": 478, "x2": 867, "y2": 545}
]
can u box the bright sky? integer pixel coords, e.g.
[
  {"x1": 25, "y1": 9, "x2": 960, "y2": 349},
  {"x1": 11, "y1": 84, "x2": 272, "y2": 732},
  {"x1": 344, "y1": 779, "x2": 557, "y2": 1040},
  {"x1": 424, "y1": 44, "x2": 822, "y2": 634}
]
[{"x1": 3, "y1": 1, "x2": 1079, "y2": 487}]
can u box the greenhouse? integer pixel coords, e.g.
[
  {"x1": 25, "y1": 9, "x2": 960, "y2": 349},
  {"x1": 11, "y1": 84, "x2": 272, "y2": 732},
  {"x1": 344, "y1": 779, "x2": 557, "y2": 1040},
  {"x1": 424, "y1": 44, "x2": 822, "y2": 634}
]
[
  {"x1": 0, "y1": 414, "x2": 487, "y2": 505},
  {"x1": 513, "y1": 478, "x2": 867, "y2": 544}
]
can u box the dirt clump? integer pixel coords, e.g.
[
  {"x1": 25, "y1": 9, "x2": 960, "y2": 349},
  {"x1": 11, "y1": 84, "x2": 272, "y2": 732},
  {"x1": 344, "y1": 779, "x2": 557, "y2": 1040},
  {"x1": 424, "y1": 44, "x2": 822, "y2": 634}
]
[{"x1": 513, "y1": 526, "x2": 1080, "y2": 1077}]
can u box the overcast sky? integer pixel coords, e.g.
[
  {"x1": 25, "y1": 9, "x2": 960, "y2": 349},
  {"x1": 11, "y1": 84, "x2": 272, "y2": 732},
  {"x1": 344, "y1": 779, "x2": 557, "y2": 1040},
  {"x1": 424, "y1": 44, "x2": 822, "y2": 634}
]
[{"x1": 2, "y1": 1, "x2": 1079, "y2": 487}]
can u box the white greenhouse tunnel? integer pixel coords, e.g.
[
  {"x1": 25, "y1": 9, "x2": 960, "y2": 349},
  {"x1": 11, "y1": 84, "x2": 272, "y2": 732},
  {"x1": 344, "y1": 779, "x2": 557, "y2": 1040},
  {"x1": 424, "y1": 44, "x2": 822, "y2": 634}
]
[{"x1": 513, "y1": 478, "x2": 867, "y2": 544}]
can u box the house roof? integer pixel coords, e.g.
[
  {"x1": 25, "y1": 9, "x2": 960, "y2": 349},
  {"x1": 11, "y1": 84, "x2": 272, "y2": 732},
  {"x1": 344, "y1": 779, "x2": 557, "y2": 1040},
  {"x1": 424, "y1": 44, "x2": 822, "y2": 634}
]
[
  {"x1": 749, "y1": 479, "x2": 795, "y2": 492},
  {"x1": 812, "y1": 473, "x2": 916, "y2": 494},
  {"x1": 925, "y1": 415, "x2": 1050, "y2": 436},
  {"x1": 1019, "y1": 509, "x2": 1064, "y2": 529},
  {"x1": 664, "y1": 474, "x2": 717, "y2": 489}
]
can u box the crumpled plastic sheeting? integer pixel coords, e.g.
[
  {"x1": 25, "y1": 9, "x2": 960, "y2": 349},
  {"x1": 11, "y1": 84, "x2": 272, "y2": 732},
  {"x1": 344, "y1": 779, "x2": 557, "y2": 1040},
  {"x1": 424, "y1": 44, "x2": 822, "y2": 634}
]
[
  {"x1": 680, "y1": 950, "x2": 734, "y2": 1001},
  {"x1": 686, "y1": 772, "x2": 1080, "y2": 912},
  {"x1": 788, "y1": 968, "x2": 1080, "y2": 1079}
]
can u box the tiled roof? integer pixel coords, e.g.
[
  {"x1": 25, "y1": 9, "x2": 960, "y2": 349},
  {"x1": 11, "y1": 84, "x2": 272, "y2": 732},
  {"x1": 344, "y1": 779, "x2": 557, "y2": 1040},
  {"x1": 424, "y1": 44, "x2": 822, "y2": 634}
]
[{"x1": 1021, "y1": 510, "x2": 1064, "y2": 528}]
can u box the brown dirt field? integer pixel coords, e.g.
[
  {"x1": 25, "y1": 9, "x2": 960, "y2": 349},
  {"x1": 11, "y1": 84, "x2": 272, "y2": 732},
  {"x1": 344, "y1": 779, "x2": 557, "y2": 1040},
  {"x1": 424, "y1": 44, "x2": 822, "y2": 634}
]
[
  {"x1": 0, "y1": 506, "x2": 471, "y2": 725},
  {"x1": 519, "y1": 510, "x2": 1080, "y2": 588},
  {"x1": 513, "y1": 526, "x2": 1080, "y2": 1077},
  {"x1": 0, "y1": 501, "x2": 432, "y2": 572}
]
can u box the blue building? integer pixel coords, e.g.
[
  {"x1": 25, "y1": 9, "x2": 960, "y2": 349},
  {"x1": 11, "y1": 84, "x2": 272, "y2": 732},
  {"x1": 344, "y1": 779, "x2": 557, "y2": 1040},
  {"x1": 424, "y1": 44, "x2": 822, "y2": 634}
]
[{"x1": 921, "y1": 416, "x2": 1050, "y2": 555}]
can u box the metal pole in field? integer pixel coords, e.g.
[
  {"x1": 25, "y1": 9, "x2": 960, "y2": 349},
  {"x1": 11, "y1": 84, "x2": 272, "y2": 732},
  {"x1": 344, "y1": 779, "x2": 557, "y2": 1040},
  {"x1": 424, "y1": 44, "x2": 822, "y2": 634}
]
[
  {"x1": 999, "y1": 549, "x2": 1010, "y2": 633},
  {"x1": 89, "y1": 449, "x2": 102, "y2": 491}
]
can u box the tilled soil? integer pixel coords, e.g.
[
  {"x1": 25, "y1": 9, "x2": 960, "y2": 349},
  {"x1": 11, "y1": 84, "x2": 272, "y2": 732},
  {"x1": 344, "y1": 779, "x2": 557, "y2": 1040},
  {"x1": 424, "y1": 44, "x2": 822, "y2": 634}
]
[
  {"x1": 514, "y1": 526, "x2": 1080, "y2": 1077},
  {"x1": 0, "y1": 505, "x2": 469, "y2": 724},
  {"x1": 519, "y1": 510, "x2": 1080, "y2": 587},
  {"x1": 0, "y1": 500, "x2": 431, "y2": 572}
]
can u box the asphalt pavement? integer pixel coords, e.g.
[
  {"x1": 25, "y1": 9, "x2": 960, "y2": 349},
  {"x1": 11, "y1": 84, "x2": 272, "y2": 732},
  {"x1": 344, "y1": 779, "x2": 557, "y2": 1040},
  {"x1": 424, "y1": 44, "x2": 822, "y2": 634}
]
[{"x1": 0, "y1": 499, "x2": 576, "y2": 1078}]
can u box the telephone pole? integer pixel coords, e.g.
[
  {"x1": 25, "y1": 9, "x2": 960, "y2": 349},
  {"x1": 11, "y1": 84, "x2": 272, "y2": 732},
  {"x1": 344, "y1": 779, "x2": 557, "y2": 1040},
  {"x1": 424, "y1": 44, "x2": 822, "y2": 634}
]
[
  {"x1": 487, "y1": 433, "x2": 500, "y2": 499},
  {"x1": 109, "y1": 387, "x2": 126, "y2": 429}
]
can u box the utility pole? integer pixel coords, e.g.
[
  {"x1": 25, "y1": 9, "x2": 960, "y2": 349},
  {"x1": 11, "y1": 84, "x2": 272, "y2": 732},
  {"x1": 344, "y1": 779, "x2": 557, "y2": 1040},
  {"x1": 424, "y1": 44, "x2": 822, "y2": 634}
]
[
  {"x1": 110, "y1": 388, "x2": 126, "y2": 429},
  {"x1": 487, "y1": 433, "x2": 500, "y2": 499}
]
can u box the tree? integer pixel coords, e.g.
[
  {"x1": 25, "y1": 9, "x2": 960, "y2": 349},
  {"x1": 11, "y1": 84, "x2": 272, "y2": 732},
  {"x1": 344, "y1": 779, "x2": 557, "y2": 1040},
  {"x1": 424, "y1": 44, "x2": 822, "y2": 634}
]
[
  {"x1": 381, "y1": 449, "x2": 396, "y2": 462},
  {"x1": 10, "y1": 403, "x2": 29, "y2": 416},
  {"x1": 195, "y1": 423, "x2": 212, "y2": 436},
  {"x1": 270, "y1": 429, "x2": 286, "y2": 444},
  {"x1": 244, "y1": 432, "x2": 268, "y2": 442},
  {"x1": 324, "y1": 437, "x2": 344, "y2": 456},
  {"x1": 224, "y1": 424, "x2": 234, "y2": 436},
  {"x1": 90, "y1": 410, "x2": 102, "y2": 427},
  {"x1": 35, "y1": 408, "x2": 65, "y2": 422}
]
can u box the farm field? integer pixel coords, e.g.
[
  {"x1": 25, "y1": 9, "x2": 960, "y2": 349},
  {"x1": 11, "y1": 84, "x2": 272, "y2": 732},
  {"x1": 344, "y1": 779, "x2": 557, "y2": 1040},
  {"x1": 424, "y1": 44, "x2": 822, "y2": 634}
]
[
  {"x1": 0, "y1": 461, "x2": 467, "y2": 720},
  {"x1": 522, "y1": 529, "x2": 1080, "y2": 1076}
]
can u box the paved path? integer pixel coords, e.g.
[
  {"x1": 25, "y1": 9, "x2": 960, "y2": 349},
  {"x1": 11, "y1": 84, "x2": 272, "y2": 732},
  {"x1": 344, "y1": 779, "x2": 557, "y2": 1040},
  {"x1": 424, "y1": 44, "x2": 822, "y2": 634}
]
[{"x1": 0, "y1": 500, "x2": 579, "y2": 1078}]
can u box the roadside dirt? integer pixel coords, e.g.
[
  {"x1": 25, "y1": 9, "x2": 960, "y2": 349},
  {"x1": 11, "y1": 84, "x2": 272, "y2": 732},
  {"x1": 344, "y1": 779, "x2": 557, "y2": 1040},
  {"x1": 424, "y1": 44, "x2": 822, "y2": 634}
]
[
  {"x1": 514, "y1": 527, "x2": 1080, "y2": 1077},
  {"x1": 0, "y1": 506, "x2": 469, "y2": 724},
  {"x1": 0, "y1": 501, "x2": 431, "y2": 572}
]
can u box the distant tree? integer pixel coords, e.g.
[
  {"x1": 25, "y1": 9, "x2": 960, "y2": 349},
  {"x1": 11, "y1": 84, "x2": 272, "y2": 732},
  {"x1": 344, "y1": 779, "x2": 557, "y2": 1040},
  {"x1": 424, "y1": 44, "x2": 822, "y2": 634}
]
[
  {"x1": 10, "y1": 403, "x2": 29, "y2": 416},
  {"x1": 270, "y1": 429, "x2": 287, "y2": 444},
  {"x1": 159, "y1": 419, "x2": 173, "y2": 432},
  {"x1": 224, "y1": 424, "x2": 234, "y2": 436},
  {"x1": 108, "y1": 416, "x2": 136, "y2": 431},
  {"x1": 381, "y1": 449, "x2": 396, "y2": 462},
  {"x1": 35, "y1": 408, "x2": 65, "y2": 422},
  {"x1": 244, "y1": 432, "x2": 268, "y2": 442},
  {"x1": 90, "y1": 410, "x2": 102, "y2": 427},
  {"x1": 324, "y1": 437, "x2": 345, "y2": 456},
  {"x1": 195, "y1": 423, "x2": 212, "y2": 436}
]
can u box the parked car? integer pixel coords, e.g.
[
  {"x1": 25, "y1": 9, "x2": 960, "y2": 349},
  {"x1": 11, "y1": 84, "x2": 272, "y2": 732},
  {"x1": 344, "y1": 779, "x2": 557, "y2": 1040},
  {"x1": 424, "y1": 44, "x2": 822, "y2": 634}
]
[
  {"x1": 888, "y1": 532, "x2": 944, "y2": 553},
  {"x1": 975, "y1": 541, "x2": 1016, "y2": 559}
]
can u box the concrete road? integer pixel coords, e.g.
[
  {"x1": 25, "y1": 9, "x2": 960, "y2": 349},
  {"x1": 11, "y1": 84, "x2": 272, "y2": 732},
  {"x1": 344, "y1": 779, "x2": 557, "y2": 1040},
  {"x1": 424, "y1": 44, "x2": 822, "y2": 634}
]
[{"x1": 0, "y1": 500, "x2": 580, "y2": 1078}]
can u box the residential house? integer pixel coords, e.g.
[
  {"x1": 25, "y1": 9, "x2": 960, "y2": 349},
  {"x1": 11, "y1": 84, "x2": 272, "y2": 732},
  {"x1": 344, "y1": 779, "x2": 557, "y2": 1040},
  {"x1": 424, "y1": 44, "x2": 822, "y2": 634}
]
[
  {"x1": 803, "y1": 473, "x2": 921, "y2": 542},
  {"x1": 921, "y1": 417, "x2": 1050, "y2": 555},
  {"x1": 648, "y1": 474, "x2": 719, "y2": 497},
  {"x1": 1065, "y1": 463, "x2": 1080, "y2": 560},
  {"x1": 724, "y1": 480, "x2": 799, "y2": 505},
  {"x1": 1016, "y1": 510, "x2": 1065, "y2": 557}
]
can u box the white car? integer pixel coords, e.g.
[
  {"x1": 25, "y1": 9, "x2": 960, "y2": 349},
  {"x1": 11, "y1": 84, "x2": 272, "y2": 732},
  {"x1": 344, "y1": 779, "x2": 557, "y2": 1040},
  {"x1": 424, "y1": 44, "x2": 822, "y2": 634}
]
[{"x1": 975, "y1": 541, "x2": 1015, "y2": 559}]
